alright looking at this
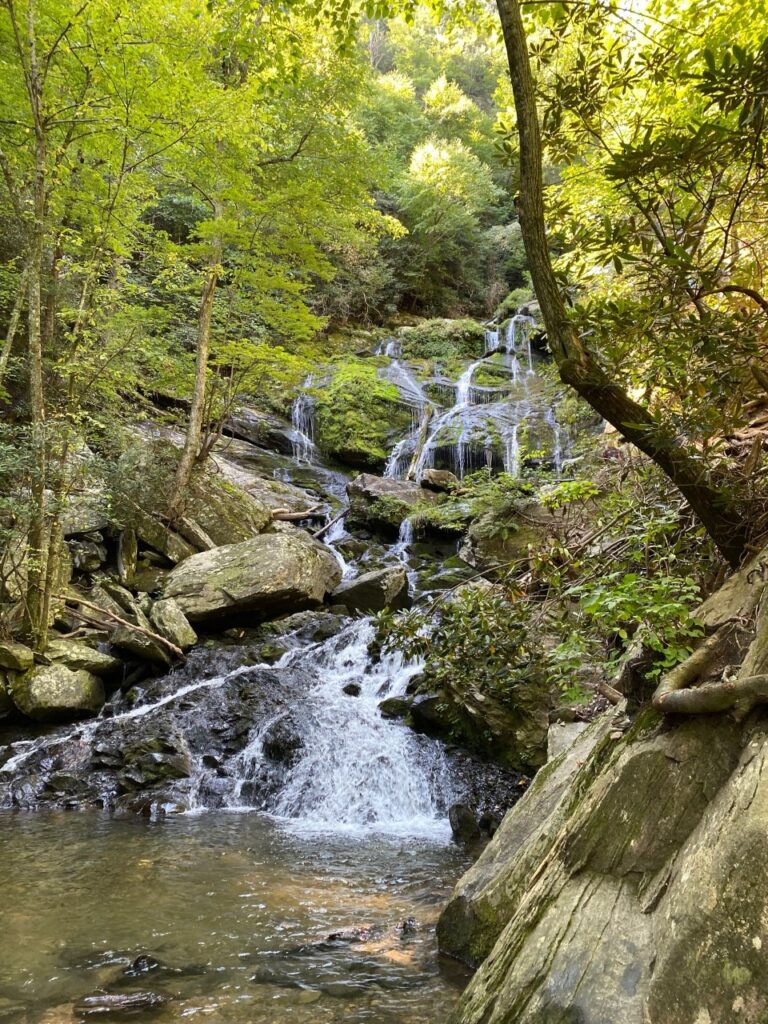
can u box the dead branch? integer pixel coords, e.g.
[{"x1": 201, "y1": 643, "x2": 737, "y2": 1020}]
[{"x1": 55, "y1": 594, "x2": 185, "y2": 661}]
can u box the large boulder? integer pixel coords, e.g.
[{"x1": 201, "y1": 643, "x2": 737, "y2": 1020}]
[
  {"x1": 331, "y1": 566, "x2": 411, "y2": 614},
  {"x1": 420, "y1": 468, "x2": 459, "y2": 493},
  {"x1": 162, "y1": 530, "x2": 342, "y2": 624},
  {"x1": 347, "y1": 474, "x2": 441, "y2": 535},
  {"x1": 460, "y1": 502, "x2": 559, "y2": 570},
  {"x1": 10, "y1": 663, "x2": 104, "y2": 721}
]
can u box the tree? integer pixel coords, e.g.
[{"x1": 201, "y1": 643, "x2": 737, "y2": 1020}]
[{"x1": 493, "y1": 0, "x2": 751, "y2": 567}]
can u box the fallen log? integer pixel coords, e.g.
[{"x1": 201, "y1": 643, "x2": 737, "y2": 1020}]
[{"x1": 271, "y1": 504, "x2": 324, "y2": 522}]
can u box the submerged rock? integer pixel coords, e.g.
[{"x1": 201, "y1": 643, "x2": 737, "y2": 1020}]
[
  {"x1": 73, "y1": 991, "x2": 168, "y2": 1015},
  {"x1": 332, "y1": 566, "x2": 411, "y2": 614},
  {"x1": 10, "y1": 663, "x2": 104, "y2": 721},
  {"x1": 162, "y1": 530, "x2": 342, "y2": 624}
]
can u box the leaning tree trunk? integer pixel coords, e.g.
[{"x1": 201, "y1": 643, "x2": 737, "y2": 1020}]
[{"x1": 495, "y1": 0, "x2": 747, "y2": 568}]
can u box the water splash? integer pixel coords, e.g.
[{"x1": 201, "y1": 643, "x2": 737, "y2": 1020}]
[{"x1": 268, "y1": 620, "x2": 453, "y2": 834}]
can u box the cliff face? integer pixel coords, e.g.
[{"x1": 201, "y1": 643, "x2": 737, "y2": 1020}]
[{"x1": 439, "y1": 552, "x2": 768, "y2": 1024}]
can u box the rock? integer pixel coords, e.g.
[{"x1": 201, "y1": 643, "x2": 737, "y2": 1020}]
[
  {"x1": 111, "y1": 624, "x2": 173, "y2": 667},
  {"x1": 410, "y1": 694, "x2": 448, "y2": 735},
  {"x1": 131, "y1": 508, "x2": 197, "y2": 565},
  {"x1": 0, "y1": 641, "x2": 34, "y2": 672},
  {"x1": 150, "y1": 598, "x2": 197, "y2": 651},
  {"x1": 347, "y1": 474, "x2": 441, "y2": 534},
  {"x1": 73, "y1": 992, "x2": 168, "y2": 1015},
  {"x1": 10, "y1": 663, "x2": 104, "y2": 721},
  {"x1": 68, "y1": 537, "x2": 107, "y2": 572},
  {"x1": 420, "y1": 468, "x2": 459, "y2": 492},
  {"x1": 440, "y1": 703, "x2": 768, "y2": 1024},
  {"x1": 45, "y1": 639, "x2": 121, "y2": 677},
  {"x1": 133, "y1": 565, "x2": 169, "y2": 594},
  {"x1": 449, "y1": 803, "x2": 482, "y2": 843},
  {"x1": 162, "y1": 531, "x2": 342, "y2": 624},
  {"x1": 61, "y1": 491, "x2": 110, "y2": 537},
  {"x1": 262, "y1": 716, "x2": 303, "y2": 764},
  {"x1": 546, "y1": 719, "x2": 589, "y2": 761},
  {"x1": 117, "y1": 528, "x2": 138, "y2": 585},
  {"x1": 460, "y1": 502, "x2": 559, "y2": 570},
  {"x1": 343, "y1": 682, "x2": 361, "y2": 697},
  {"x1": 331, "y1": 566, "x2": 411, "y2": 614},
  {"x1": 378, "y1": 696, "x2": 412, "y2": 719},
  {"x1": 0, "y1": 671, "x2": 14, "y2": 718},
  {"x1": 225, "y1": 406, "x2": 295, "y2": 455}
]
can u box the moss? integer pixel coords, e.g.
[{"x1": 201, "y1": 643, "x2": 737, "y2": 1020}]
[
  {"x1": 314, "y1": 360, "x2": 412, "y2": 469},
  {"x1": 399, "y1": 318, "x2": 485, "y2": 361}
]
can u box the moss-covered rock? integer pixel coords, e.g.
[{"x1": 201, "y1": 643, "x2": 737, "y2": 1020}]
[
  {"x1": 314, "y1": 362, "x2": 412, "y2": 469},
  {"x1": 11, "y1": 663, "x2": 105, "y2": 721},
  {"x1": 347, "y1": 474, "x2": 443, "y2": 535},
  {"x1": 0, "y1": 641, "x2": 34, "y2": 672},
  {"x1": 332, "y1": 566, "x2": 411, "y2": 614},
  {"x1": 398, "y1": 319, "x2": 485, "y2": 362},
  {"x1": 45, "y1": 638, "x2": 121, "y2": 677}
]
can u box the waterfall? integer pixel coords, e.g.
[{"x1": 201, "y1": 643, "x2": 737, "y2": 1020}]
[
  {"x1": 265, "y1": 620, "x2": 454, "y2": 834},
  {"x1": 383, "y1": 436, "x2": 414, "y2": 479},
  {"x1": 455, "y1": 359, "x2": 484, "y2": 405},
  {"x1": 545, "y1": 406, "x2": 563, "y2": 475},
  {"x1": 484, "y1": 327, "x2": 499, "y2": 353},
  {"x1": 291, "y1": 375, "x2": 315, "y2": 463}
]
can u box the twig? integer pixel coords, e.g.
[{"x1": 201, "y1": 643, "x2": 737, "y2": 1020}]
[
  {"x1": 314, "y1": 507, "x2": 348, "y2": 541},
  {"x1": 55, "y1": 594, "x2": 185, "y2": 661}
]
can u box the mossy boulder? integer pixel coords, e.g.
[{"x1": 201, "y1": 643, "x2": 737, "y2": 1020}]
[
  {"x1": 0, "y1": 641, "x2": 34, "y2": 672},
  {"x1": 149, "y1": 598, "x2": 197, "y2": 651},
  {"x1": 162, "y1": 530, "x2": 342, "y2": 624},
  {"x1": 347, "y1": 474, "x2": 442, "y2": 535},
  {"x1": 460, "y1": 503, "x2": 558, "y2": 570},
  {"x1": 398, "y1": 319, "x2": 485, "y2": 361},
  {"x1": 439, "y1": 693, "x2": 768, "y2": 1024},
  {"x1": 314, "y1": 363, "x2": 412, "y2": 469},
  {"x1": 11, "y1": 663, "x2": 105, "y2": 721}
]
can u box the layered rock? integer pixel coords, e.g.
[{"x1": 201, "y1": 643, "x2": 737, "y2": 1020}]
[{"x1": 162, "y1": 530, "x2": 342, "y2": 624}]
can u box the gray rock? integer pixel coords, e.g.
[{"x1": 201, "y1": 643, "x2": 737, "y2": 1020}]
[
  {"x1": 150, "y1": 598, "x2": 197, "y2": 651},
  {"x1": 332, "y1": 566, "x2": 411, "y2": 614},
  {"x1": 420, "y1": 468, "x2": 460, "y2": 492},
  {"x1": 111, "y1": 624, "x2": 173, "y2": 667},
  {"x1": 449, "y1": 803, "x2": 482, "y2": 843},
  {"x1": 378, "y1": 696, "x2": 412, "y2": 719},
  {"x1": 225, "y1": 406, "x2": 294, "y2": 455},
  {"x1": 117, "y1": 527, "x2": 138, "y2": 585},
  {"x1": 45, "y1": 638, "x2": 121, "y2": 676},
  {"x1": 0, "y1": 641, "x2": 34, "y2": 672},
  {"x1": 10, "y1": 663, "x2": 104, "y2": 721},
  {"x1": 162, "y1": 530, "x2": 342, "y2": 624},
  {"x1": 546, "y1": 719, "x2": 589, "y2": 761}
]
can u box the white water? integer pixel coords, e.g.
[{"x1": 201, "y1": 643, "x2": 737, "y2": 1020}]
[
  {"x1": 268, "y1": 621, "x2": 453, "y2": 834},
  {"x1": 291, "y1": 374, "x2": 315, "y2": 463}
]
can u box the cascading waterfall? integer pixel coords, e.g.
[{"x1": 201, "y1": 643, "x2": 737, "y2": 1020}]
[
  {"x1": 484, "y1": 327, "x2": 500, "y2": 353},
  {"x1": 264, "y1": 620, "x2": 454, "y2": 833},
  {"x1": 291, "y1": 374, "x2": 315, "y2": 463}
]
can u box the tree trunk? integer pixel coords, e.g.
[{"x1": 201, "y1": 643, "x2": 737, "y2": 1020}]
[
  {"x1": 0, "y1": 262, "x2": 28, "y2": 387},
  {"x1": 168, "y1": 201, "x2": 223, "y2": 520},
  {"x1": 495, "y1": 0, "x2": 748, "y2": 568},
  {"x1": 22, "y1": 1, "x2": 49, "y2": 647}
]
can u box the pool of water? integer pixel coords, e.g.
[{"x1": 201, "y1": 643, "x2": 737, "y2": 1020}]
[{"x1": 0, "y1": 812, "x2": 472, "y2": 1024}]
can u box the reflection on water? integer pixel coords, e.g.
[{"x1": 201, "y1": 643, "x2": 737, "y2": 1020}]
[{"x1": 0, "y1": 812, "x2": 471, "y2": 1023}]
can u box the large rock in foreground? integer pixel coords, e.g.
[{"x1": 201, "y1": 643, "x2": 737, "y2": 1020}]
[
  {"x1": 163, "y1": 530, "x2": 342, "y2": 623},
  {"x1": 10, "y1": 664, "x2": 105, "y2": 721},
  {"x1": 332, "y1": 566, "x2": 411, "y2": 614}
]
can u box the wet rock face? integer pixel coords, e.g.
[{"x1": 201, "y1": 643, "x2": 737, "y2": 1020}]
[
  {"x1": 162, "y1": 530, "x2": 342, "y2": 624},
  {"x1": 0, "y1": 654, "x2": 312, "y2": 813},
  {"x1": 347, "y1": 474, "x2": 441, "y2": 535}
]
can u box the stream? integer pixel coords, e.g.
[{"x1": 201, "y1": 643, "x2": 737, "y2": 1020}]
[{"x1": 0, "y1": 318, "x2": 563, "y2": 1024}]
